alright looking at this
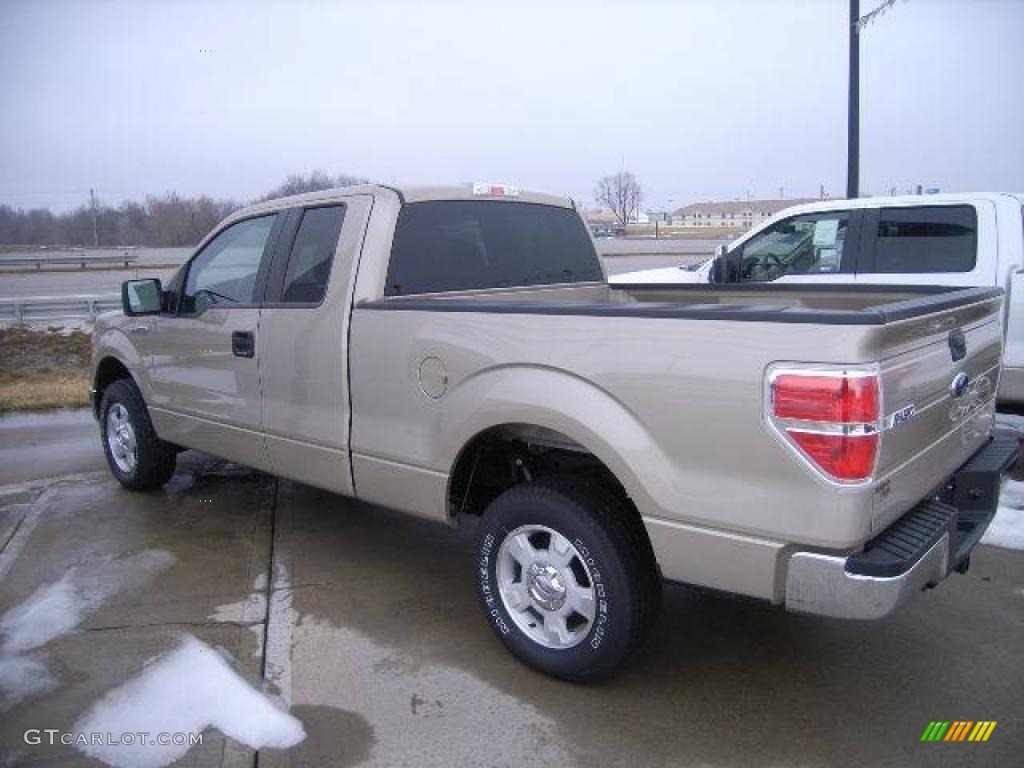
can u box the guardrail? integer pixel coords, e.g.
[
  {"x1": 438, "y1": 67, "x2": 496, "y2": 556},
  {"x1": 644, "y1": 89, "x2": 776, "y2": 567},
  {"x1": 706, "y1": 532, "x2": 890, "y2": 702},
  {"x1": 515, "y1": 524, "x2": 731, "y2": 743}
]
[
  {"x1": 0, "y1": 294, "x2": 121, "y2": 324},
  {"x1": 0, "y1": 252, "x2": 138, "y2": 270}
]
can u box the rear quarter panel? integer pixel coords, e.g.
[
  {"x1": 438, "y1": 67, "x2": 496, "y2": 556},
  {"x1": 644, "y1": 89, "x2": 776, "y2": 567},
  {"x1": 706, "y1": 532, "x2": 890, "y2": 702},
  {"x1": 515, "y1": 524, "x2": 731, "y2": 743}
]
[{"x1": 349, "y1": 307, "x2": 887, "y2": 550}]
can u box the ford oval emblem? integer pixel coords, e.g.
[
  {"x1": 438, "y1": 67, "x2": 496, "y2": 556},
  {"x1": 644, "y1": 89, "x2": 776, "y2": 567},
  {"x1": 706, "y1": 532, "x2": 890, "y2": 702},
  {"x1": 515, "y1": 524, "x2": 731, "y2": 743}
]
[{"x1": 950, "y1": 372, "x2": 970, "y2": 399}]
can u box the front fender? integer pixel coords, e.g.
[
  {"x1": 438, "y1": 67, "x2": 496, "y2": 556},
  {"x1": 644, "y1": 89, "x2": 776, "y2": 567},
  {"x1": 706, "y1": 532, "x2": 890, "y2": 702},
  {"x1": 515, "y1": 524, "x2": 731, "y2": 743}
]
[{"x1": 91, "y1": 317, "x2": 150, "y2": 401}]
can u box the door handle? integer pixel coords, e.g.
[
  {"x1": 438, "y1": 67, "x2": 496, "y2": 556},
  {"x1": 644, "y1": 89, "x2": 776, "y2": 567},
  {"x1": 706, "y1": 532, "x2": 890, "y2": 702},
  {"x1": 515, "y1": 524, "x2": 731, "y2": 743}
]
[
  {"x1": 129, "y1": 323, "x2": 150, "y2": 335},
  {"x1": 231, "y1": 330, "x2": 255, "y2": 358}
]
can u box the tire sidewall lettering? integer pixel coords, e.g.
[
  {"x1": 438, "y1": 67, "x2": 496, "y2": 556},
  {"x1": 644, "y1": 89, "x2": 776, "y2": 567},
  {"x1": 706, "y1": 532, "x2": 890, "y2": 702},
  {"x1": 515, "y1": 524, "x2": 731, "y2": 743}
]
[
  {"x1": 478, "y1": 532, "x2": 510, "y2": 635},
  {"x1": 572, "y1": 537, "x2": 610, "y2": 650}
]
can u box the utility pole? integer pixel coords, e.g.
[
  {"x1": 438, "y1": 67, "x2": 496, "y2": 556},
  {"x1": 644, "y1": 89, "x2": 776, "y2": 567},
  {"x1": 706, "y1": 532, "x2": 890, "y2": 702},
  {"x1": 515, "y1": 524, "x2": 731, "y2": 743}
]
[
  {"x1": 778, "y1": 186, "x2": 784, "y2": 200},
  {"x1": 847, "y1": 0, "x2": 860, "y2": 199},
  {"x1": 89, "y1": 188, "x2": 99, "y2": 246}
]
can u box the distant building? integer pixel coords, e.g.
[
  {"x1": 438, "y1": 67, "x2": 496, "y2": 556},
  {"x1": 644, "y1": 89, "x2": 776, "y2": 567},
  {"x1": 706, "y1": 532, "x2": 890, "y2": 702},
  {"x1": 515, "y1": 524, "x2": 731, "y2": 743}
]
[
  {"x1": 583, "y1": 208, "x2": 623, "y2": 237},
  {"x1": 670, "y1": 198, "x2": 817, "y2": 229}
]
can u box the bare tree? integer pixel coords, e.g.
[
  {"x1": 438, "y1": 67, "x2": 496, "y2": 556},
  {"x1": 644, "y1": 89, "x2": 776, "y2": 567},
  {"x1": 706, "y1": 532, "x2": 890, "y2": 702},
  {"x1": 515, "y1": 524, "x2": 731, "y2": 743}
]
[
  {"x1": 594, "y1": 171, "x2": 643, "y2": 227},
  {"x1": 0, "y1": 170, "x2": 371, "y2": 247},
  {"x1": 261, "y1": 170, "x2": 369, "y2": 201}
]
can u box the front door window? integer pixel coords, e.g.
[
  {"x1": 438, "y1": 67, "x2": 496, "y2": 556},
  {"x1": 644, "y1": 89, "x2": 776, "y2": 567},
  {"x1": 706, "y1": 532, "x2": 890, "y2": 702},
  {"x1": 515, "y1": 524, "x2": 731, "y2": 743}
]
[
  {"x1": 181, "y1": 215, "x2": 276, "y2": 313},
  {"x1": 737, "y1": 213, "x2": 850, "y2": 282}
]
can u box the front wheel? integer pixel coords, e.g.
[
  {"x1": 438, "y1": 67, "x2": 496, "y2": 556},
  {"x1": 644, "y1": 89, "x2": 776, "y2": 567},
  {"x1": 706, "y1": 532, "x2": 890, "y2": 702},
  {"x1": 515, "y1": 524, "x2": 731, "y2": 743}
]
[
  {"x1": 100, "y1": 379, "x2": 177, "y2": 490},
  {"x1": 474, "y1": 478, "x2": 661, "y2": 682}
]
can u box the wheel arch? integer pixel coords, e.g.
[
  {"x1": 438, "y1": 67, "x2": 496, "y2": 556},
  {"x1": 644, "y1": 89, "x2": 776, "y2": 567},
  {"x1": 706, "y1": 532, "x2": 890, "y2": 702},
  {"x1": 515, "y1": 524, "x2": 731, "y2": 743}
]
[
  {"x1": 439, "y1": 365, "x2": 676, "y2": 525},
  {"x1": 447, "y1": 423, "x2": 617, "y2": 512},
  {"x1": 93, "y1": 355, "x2": 134, "y2": 418},
  {"x1": 91, "y1": 322, "x2": 149, "y2": 418}
]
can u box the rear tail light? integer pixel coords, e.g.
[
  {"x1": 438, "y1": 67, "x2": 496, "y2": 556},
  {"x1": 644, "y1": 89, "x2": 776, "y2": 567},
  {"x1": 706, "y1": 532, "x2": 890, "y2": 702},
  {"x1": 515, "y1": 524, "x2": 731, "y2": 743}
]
[{"x1": 768, "y1": 369, "x2": 881, "y2": 482}]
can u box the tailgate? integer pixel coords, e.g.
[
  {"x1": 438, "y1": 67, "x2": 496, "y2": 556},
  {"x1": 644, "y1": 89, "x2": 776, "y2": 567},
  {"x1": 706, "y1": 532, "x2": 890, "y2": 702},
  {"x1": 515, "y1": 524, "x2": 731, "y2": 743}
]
[{"x1": 871, "y1": 294, "x2": 1003, "y2": 534}]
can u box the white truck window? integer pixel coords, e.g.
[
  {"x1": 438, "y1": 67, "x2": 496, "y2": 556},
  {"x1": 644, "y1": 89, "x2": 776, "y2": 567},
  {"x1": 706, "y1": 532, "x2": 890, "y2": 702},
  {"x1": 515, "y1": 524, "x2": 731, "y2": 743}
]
[
  {"x1": 872, "y1": 205, "x2": 976, "y2": 273},
  {"x1": 737, "y1": 213, "x2": 849, "y2": 282}
]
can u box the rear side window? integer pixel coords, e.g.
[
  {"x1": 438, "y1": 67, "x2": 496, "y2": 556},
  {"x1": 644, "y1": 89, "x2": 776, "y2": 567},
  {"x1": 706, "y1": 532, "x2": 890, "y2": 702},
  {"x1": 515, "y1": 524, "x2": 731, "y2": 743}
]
[
  {"x1": 386, "y1": 201, "x2": 602, "y2": 296},
  {"x1": 872, "y1": 205, "x2": 977, "y2": 273},
  {"x1": 280, "y1": 205, "x2": 346, "y2": 304}
]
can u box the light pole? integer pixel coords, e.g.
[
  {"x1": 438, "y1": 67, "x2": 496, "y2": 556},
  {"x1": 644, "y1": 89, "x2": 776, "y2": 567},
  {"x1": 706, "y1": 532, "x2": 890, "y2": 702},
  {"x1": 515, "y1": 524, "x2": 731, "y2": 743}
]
[
  {"x1": 848, "y1": 0, "x2": 860, "y2": 199},
  {"x1": 849, "y1": 0, "x2": 901, "y2": 199}
]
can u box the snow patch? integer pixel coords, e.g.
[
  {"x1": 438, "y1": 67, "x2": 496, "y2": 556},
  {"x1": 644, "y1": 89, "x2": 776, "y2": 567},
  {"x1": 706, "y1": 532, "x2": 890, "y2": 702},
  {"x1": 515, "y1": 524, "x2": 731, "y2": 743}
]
[
  {"x1": 0, "y1": 576, "x2": 83, "y2": 654},
  {"x1": 73, "y1": 634, "x2": 305, "y2": 768},
  {"x1": 0, "y1": 550, "x2": 175, "y2": 654},
  {"x1": 0, "y1": 655, "x2": 58, "y2": 710},
  {"x1": 208, "y1": 572, "x2": 268, "y2": 654},
  {"x1": 0, "y1": 550, "x2": 174, "y2": 709},
  {"x1": 983, "y1": 479, "x2": 1024, "y2": 551},
  {"x1": 263, "y1": 562, "x2": 295, "y2": 706}
]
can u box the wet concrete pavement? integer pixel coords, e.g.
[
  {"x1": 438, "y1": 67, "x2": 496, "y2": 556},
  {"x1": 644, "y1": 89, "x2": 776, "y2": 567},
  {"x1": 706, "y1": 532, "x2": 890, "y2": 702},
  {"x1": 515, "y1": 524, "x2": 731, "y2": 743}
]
[
  {"x1": 0, "y1": 410, "x2": 107, "y2": 486},
  {"x1": 1, "y1": 447, "x2": 1022, "y2": 766}
]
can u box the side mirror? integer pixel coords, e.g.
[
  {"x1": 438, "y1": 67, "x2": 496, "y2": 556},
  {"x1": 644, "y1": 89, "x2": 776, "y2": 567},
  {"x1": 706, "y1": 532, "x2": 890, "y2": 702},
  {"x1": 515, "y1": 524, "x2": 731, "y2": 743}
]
[
  {"x1": 714, "y1": 244, "x2": 728, "y2": 258},
  {"x1": 122, "y1": 278, "x2": 162, "y2": 316}
]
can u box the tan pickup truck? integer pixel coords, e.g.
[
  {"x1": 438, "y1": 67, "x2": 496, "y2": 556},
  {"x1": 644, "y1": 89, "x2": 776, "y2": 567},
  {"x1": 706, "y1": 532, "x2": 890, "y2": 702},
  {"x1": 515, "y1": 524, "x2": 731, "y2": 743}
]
[{"x1": 91, "y1": 183, "x2": 1018, "y2": 681}]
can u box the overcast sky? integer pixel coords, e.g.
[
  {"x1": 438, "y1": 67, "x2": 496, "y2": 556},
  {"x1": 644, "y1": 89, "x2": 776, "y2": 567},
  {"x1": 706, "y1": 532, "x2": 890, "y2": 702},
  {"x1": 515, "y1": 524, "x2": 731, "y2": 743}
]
[{"x1": 1, "y1": 0, "x2": 1021, "y2": 212}]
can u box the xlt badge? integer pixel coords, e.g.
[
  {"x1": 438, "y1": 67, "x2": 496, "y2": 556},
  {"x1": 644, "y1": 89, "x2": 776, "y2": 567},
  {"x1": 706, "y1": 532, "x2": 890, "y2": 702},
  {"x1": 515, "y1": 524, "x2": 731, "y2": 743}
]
[{"x1": 889, "y1": 404, "x2": 917, "y2": 428}]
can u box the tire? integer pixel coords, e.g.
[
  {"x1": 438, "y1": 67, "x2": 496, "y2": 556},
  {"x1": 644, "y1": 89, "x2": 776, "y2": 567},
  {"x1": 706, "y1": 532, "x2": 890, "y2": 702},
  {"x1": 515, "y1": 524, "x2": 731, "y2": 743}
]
[
  {"x1": 99, "y1": 379, "x2": 177, "y2": 491},
  {"x1": 474, "y1": 477, "x2": 661, "y2": 682}
]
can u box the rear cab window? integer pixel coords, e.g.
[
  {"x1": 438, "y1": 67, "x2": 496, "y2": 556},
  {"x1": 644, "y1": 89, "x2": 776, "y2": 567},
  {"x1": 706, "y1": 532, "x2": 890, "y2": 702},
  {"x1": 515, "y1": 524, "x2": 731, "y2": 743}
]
[{"x1": 385, "y1": 201, "x2": 602, "y2": 296}]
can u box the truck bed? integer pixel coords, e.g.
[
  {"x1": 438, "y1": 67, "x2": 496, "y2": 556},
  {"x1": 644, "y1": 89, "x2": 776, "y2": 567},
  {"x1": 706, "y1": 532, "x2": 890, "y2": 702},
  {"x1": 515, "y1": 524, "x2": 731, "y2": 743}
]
[{"x1": 353, "y1": 280, "x2": 1002, "y2": 589}]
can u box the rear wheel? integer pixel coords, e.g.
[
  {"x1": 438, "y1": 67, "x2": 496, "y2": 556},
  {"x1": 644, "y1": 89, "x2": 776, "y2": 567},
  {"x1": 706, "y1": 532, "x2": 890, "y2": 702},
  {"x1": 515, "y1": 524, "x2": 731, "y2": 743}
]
[
  {"x1": 99, "y1": 379, "x2": 176, "y2": 490},
  {"x1": 474, "y1": 478, "x2": 661, "y2": 681}
]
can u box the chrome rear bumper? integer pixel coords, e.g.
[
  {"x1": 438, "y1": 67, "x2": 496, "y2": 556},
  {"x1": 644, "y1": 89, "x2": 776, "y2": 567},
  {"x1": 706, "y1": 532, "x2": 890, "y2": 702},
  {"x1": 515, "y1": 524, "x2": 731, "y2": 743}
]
[{"x1": 785, "y1": 534, "x2": 949, "y2": 619}]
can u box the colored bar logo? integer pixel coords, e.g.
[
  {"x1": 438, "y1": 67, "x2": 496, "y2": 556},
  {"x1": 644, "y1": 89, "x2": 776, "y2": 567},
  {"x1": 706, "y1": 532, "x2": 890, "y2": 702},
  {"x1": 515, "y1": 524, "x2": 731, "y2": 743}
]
[{"x1": 921, "y1": 721, "x2": 997, "y2": 742}]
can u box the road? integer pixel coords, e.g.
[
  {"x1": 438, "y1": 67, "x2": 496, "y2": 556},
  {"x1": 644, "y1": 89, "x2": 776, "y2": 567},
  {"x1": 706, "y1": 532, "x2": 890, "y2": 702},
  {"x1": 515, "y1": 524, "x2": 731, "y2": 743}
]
[
  {"x1": 0, "y1": 410, "x2": 105, "y2": 485},
  {"x1": 1, "y1": 411, "x2": 1022, "y2": 767},
  {"x1": 0, "y1": 240, "x2": 716, "y2": 299},
  {"x1": 0, "y1": 267, "x2": 176, "y2": 300}
]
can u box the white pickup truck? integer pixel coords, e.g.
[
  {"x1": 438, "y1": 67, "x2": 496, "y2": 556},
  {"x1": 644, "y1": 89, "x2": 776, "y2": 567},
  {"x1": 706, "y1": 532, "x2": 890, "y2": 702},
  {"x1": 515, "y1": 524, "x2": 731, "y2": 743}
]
[{"x1": 612, "y1": 193, "x2": 1024, "y2": 405}]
